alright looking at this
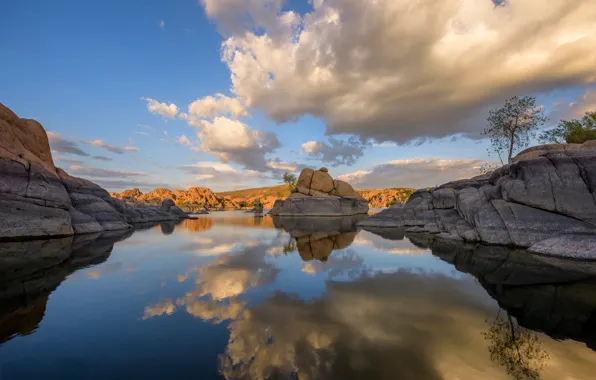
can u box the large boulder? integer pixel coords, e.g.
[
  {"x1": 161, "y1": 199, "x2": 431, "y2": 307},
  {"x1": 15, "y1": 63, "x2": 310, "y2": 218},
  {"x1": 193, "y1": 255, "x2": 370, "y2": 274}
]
[
  {"x1": 270, "y1": 168, "x2": 369, "y2": 216},
  {"x1": 359, "y1": 143, "x2": 596, "y2": 258},
  {"x1": 0, "y1": 103, "x2": 190, "y2": 240}
]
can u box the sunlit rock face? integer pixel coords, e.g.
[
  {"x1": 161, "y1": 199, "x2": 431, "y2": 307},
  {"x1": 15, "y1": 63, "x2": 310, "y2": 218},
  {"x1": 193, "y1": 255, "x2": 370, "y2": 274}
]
[
  {"x1": 359, "y1": 144, "x2": 596, "y2": 259},
  {"x1": 270, "y1": 168, "x2": 369, "y2": 216},
  {"x1": 0, "y1": 103, "x2": 189, "y2": 241}
]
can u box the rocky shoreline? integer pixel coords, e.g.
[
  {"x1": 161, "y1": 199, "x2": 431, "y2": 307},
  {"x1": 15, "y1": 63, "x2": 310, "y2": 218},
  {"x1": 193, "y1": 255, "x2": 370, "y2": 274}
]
[
  {"x1": 359, "y1": 142, "x2": 596, "y2": 259},
  {"x1": 0, "y1": 103, "x2": 189, "y2": 241}
]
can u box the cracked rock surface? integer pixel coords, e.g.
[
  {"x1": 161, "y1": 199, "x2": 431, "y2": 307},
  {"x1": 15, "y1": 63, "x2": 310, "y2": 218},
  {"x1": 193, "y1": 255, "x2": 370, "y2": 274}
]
[{"x1": 359, "y1": 143, "x2": 596, "y2": 259}]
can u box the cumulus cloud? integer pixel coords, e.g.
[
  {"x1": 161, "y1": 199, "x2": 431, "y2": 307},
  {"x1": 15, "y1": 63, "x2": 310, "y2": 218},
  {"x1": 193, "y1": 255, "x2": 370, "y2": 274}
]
[
  {"x1": 47, "y1": 132, "x2": 89, "y2": 156},
  {"x1": 141, "y1": 97, "x2": 179, "y2": 119},
  {"x1": 178, "y1": 135, "x2": 193, "y2": 147},
  {"x1": 302, "y1": 137, "x2": 367, "y2": 166},
  {"x1": 68, "y1": 165, "x2": 147, "y2": 178},
  {"x1": 338, "y1": 158, "x2": 488, "y2": 189},
  {"x1": 204, "y1": 0, "x2": 596, "y2": 144},
  {"x1": 180, "y1": 162, "x2": 266, "y2": 190},
  {"x1": 192, "y1": 117, "x2": 280, "y2": 171},
  {"x1": 188, "y1": 93, "x2": 247, "y2": 119},
  {"x1": 266, "y1": 158, "x2": 307, "y2": 173},
  {"x1": 85, "y1": 140, "x2": 138, "y2": 154}
]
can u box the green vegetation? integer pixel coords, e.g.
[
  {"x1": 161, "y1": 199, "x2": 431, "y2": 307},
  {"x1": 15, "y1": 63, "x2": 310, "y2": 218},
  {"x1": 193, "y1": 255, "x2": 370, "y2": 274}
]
[
  {"x1": 484, "y1": 96, "x2": 547, "y2": 164},
  {"x1": 282, "y1": 172, "x2": 297, "y2": 190},
  {"x1": 539, "y1": 111, "x2": 596, "y2": 144}
]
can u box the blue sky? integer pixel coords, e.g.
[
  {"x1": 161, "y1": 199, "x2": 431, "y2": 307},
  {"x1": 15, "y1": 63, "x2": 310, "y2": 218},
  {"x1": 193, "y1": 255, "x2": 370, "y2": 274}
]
[{"x1": 2, "y1": 0, "x2": 595, "y2": 192}]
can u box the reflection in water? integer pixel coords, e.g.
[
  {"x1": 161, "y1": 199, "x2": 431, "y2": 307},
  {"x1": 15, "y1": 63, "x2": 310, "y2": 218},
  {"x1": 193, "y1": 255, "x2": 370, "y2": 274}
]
[
  {"x1": 0, "y1": 229, "x2": 135, "y2": 344},
  {"x1": 484, "y1": 311, "x2": 549, "y2": 380},
  {"x1": 2, "y1": 214, "x2": 596, "y2": 380}
]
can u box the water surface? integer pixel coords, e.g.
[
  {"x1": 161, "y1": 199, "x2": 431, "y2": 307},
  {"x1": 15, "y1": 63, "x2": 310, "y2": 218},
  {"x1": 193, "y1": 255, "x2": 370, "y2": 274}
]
[{"x1": 1, "y1": 211, "x2": 596, "y2": 379}]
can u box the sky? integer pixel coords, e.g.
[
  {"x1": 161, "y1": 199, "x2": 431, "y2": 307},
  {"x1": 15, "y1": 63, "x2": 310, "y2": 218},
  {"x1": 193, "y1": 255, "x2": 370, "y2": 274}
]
[{"x1": 2, "y1": 0, "x2": 596, "y2": 192}]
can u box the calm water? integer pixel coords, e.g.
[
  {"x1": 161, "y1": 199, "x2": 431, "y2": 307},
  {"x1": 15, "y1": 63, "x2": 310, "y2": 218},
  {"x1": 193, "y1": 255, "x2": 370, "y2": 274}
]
[{"x1": 1, "y1": 211, "x2": 596, "y2": 379}]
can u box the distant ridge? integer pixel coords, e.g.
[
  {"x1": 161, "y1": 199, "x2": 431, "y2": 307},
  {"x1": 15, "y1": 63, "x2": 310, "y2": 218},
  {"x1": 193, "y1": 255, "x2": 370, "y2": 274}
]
[{"x1": 112, "y1": 185, "x2": 415, "y2": 209}]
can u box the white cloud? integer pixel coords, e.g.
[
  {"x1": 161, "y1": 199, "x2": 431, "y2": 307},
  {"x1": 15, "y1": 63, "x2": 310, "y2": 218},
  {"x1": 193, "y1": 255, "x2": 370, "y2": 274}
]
[
  {"x1": 124, "y1": 146, "x2": 140, "y2": 152},
  {"x1": 138, "y1": 124, "x2": 154, "y2": 131},
  {"x1": 192, "y1": 116, "x2": 280, "y2": 170},
  {"x1": 338, "y1": 158, "x2": 489, "y2": 189},
  {"x1": 68, "y1": 165, "x2": 147, "y2": 178},
  {"x1": 178, "y1": 135, "x2": 192, "y2": 147},
  {"x1": 142, "y1": 97, "x2": 179, "y2": 119},
  {"x1": 159, "y1": 20, "x2": 165, "y2": 29},
  {"x1": 266, "y1": 159, "x2": 305, "y2": 172},
  {"x1": 301, "y1": 137, "x2": 367, "y2": 166},
  {"x1": 188, "y1": 93, "x2": 247, "y2": 119},
  {"x1": 136, "y1": 131, "x2": 149, "y2": 136},
  {"x1": 180, "y1": 162, "x2": 266, "y2": 190},
  {"x1": 204, "y1": 0, "x2": 596, "y2": 144}
]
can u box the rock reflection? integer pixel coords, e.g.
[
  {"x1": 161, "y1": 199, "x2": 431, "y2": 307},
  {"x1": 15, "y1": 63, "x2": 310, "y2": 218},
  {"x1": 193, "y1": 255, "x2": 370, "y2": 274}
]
[
  {"x1": 0, "y1": 229, "x2": 134, "y2": 344},
  {"x1": 273, "y1": 215, "x2": 366, "y2": 262},
  {"x1": 388, "y1": 232, "x2": 596, "y2": 352}
]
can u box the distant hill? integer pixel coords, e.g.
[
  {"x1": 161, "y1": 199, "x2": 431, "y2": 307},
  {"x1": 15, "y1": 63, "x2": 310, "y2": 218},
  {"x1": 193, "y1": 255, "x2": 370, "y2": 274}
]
[{"x1": 112, "y1": 185, "x2": 415, "y2": 210}]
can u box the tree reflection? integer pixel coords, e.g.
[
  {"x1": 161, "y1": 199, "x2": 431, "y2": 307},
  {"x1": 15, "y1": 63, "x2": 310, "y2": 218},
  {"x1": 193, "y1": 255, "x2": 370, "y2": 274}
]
[{"x1": 483, "y1": 310, "x2": 549, "y2": 379}]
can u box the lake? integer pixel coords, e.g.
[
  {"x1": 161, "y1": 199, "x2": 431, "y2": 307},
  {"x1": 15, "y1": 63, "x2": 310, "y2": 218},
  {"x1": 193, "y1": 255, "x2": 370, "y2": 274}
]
[{"x1": 1, "y1": 211, "x2": 595, "y2": 379}]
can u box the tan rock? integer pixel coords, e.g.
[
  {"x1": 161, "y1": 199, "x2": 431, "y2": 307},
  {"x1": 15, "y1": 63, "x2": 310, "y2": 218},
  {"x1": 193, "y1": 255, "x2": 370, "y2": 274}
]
[
  {"x1": 310, "y1": 169, "x2": 334, "y2": 193},
  {"x1": 333, "y1": 180, "x2": 356, "y2": 197},
  {"x1": 296, "y1": 184, "x2": 311, "y2": 196},
  {"x1": 296, "y1": 168, "x2": 314, "y2": 189},
  {"x1": 319, "y1": 167, "x2": 329, "y2": 173},
  {"x1": 310, "y1": 189, "x2": 331, "y2": 197}
]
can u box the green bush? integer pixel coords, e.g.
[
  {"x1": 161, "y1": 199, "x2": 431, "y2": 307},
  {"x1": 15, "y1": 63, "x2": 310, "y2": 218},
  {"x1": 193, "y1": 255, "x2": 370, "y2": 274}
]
[{"x1": 539, "y1": 111, "x2": 596, "y2": 144}]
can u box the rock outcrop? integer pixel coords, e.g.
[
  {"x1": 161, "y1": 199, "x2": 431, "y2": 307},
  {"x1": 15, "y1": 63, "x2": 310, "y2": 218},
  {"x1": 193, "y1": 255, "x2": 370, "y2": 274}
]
[
  {"x1": 0, "y1": 103, "x2": 188, "y2": 241},
  {"x1": 112, "y1": 185, "x2": 233, "y2": 210},
  {"x1": 269, "y1": 168, "x2": 369, "y2": 216},
  {"x1": 359, "y1": 143, "x2": 596, "y2": 259}
]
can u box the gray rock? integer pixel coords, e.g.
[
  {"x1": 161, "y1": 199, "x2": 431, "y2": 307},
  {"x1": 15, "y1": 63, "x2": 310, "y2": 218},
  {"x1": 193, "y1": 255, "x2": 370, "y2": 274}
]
[
  {"x1": 492, "y1": 199, "x2": 595, "y2": 247},
  {"x1": 69, "y1": 207, "x2": 104, "y2": 235},
  {"x1": 160, "y1": 198, "x2": 175, "y2": 212},
  {"x1": 528, "y1": 235, "x2": 596, "y2": 260},
  {"x1": 69, "y1": 193, "x2": 130, "y2": 231},
  {"x1": 431, "y1": 188, "x2": 456, "y2": 209},
  {"x1": 0, "y1": 196, "x2": 73, "y2": 240},
  {"x1": 269, "y1": 196, "x2": 368, "y2": 216}
]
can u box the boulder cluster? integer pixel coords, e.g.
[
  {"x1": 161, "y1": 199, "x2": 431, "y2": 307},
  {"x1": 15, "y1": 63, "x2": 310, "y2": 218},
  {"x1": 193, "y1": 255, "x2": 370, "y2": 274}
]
[
  {"x1": 269, "y1": 168, "x2": 369, "y2": 216},
  {"x1": 359, "y1": 142, "x2": 596, "y2": 259},
  {"x1": 0, "y1": 103, "x2": 187, "y2": 241}
]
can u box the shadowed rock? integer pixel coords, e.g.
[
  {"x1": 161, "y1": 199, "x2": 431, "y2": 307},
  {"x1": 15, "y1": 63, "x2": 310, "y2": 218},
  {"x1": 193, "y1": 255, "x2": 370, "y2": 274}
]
[{"x1": 358, "y1": 143, "x2": 596, "y2": 259}]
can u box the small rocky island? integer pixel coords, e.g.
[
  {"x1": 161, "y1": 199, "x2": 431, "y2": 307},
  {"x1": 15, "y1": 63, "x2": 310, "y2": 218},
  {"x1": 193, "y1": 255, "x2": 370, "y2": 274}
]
[
  {"x1": 269, "y1": 167, "x2": 369, "y2": 216},
  {"x1": 0, "y1": 103, "x2": 188, "y2": 241},
  {"x1": 359, "y1": 142, "x2": 596, "y2": 260}
]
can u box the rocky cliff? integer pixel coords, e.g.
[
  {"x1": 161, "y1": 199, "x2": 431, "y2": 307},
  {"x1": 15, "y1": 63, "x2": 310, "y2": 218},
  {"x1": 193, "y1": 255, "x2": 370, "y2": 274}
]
[
  {"x1": 0, "y1": 103, "x2": 187, "y2": 241},
  {"x1": 359, "y1": 143, "x2": 596, "y2": 259}
]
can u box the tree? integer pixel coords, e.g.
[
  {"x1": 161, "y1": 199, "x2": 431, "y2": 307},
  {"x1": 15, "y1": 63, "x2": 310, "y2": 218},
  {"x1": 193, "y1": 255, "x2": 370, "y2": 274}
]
[
  {"x1": 282, "y1": 172, "x2": 297, "y2": 189},
  {"x1": 484, "y1": 96, "x2": 547, "y2": 164},
  {"x1": 539, "y1": 111, "x2": 596, "y2": 144}
]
